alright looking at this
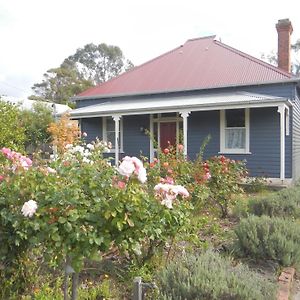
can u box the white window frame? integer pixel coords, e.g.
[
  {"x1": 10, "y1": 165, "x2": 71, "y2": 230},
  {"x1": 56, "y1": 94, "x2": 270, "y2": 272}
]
[
  {"x1": 102, "y1": 116, "x2": 124, "y2": 153},
  {"x1": 150, "y1": 113, "x2": 183, "y2": 160},
  {"x1": 219, "y1": 108, "x2": 251, "y2": 154}
]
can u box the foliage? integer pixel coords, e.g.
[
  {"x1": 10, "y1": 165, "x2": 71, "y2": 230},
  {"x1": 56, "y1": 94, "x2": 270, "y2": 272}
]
[
  {"x1": 204, "y1": 156, "x2": 246, "y2": 217},
  {"x1": 30, "y1": 42, "x2": 133, "y2": 104},
  {"x1": 64, "y1": 43, "x2": 134, "y2": 84},
  {"x1": 248, "y1": 186, "x2": 300, "y2": 218},
  {"x1": 234, "y1": 215, "x2": 300, "y2": 266},
  {"x1": 146, "y1": 143, "x2": 247, "y2": 217},
  {"x1": 20, "y1": 102, "x2": 54, "y2": 150},
  {"x1": 32, "y1": 277, "x2": 117, "y2": 300},
  {"x1": 261, "y1": 39, "x2": 300, "y2": 75},
  {"x1": 156, "y1": 250, "x2": 277, "y2": 300},
  {"x1": 47, "y1": 114, "x2": 81, "y2": 153},
  {"x1": 0, "y1": 139, "x2": 193, "y2": 298},
  {"x1": 30, "y1": 65, "x2": 93, "y2": 104},
  {"x1": 0, "y1": 99, "x2": 25, "y2": 151}
]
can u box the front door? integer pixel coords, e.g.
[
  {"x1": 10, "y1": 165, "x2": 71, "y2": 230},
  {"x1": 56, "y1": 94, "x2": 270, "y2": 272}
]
[{"x1": 160, "y1": 122, "x2": 176, "y2": 150}]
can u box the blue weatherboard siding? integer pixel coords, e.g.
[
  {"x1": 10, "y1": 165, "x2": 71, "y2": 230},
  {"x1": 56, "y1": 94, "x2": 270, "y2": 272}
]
[
  {"x1": 123, "y1": 115, "x2": 150, "y2": 158},
  {"x1": 188, "y1": 110, "x2": 220, "y2": 160},
  {"x1": 187, "y1": 108, "x2": 292, "y2": 178},
  {"x1": 292, "y1": 94, "x2": 300, "y2": 181},
  {"x1": 76, "y1": 82, "x2": 297, "y2": 179},
  {"x1": 80, "y1": 117, "x2": 102, "y2": 143}
]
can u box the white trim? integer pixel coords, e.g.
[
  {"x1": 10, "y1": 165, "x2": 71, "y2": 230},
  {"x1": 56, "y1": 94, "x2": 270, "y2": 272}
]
[
  {"x1": 179, "y1": 111, "x2": 190, "y2": 157},
  {"x1": 69, "y1": 91, "x2": 292, "y2": 119},
  {"x1": 112, "y1": 115, "x2": 121, "y2": 166},
  {"x1": 150, "y1": 113, "x2": 183, "y2": 159},
  {"x1": 285, "y1": 106, "x2": 290, "y2": 136},
  {"x1": 150, "y1": 114, "x2": 154, "y2": 162},
  {"x1": 278, "y1": 105, "x2": 286, "y2": 181},
  {"x1": 220, "y1": 108, "x2": 250, "y2": 154},
  {"x1": 102, "y1": 116, "x2": 124, "y2": 153},
  {"x1": 72, "y1": 101, "x2": 290, "y2": 119}
]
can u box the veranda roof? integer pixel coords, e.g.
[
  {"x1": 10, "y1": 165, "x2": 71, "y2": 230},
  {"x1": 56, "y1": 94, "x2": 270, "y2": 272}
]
[{"x1": 69, "y1": 92, "x2": 291, "y2": 118}]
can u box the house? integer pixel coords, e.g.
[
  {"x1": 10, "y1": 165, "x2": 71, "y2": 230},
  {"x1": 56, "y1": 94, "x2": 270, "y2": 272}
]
[
  {"x1": 0, "y1": 96, "x2": 71, "y2": 115},
  {"x1": 69, "y1": 19, "x2": 300, "y2": 185}
]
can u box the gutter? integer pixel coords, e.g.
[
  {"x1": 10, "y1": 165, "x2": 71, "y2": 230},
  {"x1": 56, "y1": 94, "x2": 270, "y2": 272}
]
[
  {"x1": 68, "y1": 98, "x2": 292, "y2": 119},
  {"x1": 72, "y1": 78, "x2": 300, "y2": 102}
]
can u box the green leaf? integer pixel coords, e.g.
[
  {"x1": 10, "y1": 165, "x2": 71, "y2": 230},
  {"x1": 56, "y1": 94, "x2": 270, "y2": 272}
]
[
  {"x1": 94, "y1": 236, "x2": 103, "y2": 245},
  {"x1": 52, "y1": 233, "x2": 61, "y2": 242},
  {"x1": 58, "y1": 217, "x2": 67, "y2": 224}
]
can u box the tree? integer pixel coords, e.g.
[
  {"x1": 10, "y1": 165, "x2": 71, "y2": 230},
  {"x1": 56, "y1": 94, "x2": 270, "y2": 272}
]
[
  {"x1": 20, "y1": 102, "x2": 54, "y2": 150},
  {"x1": 291, "y1": 39, "x2": 300, "y2": 75},
  {"x1": 64, "y1": 43, "x2": 133, "y2": 84},
  {"x1": 261, "y1": 40, "x2": 300, "y2": 75},
  {"x1": 30, "y1": 43, "x2": 134, "y2": 104},
  {"x1": 30, "y1": 66, "x2": 93, "y2": 104},
  {"x1": 0, "y1": 99, "x2": 26, "y2": 151}
]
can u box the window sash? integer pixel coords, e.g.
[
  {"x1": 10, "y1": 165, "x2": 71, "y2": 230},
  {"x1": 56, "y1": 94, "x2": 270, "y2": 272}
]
[
  {"x1": 103, "y1": 117, "x2": 122, "y2": 151},
  {"x1": 225, "y1": 127, "x2": 245, "y2": 149},
  {"x1": 220, "y1": 108, "x2": 250, "y2": 154}
]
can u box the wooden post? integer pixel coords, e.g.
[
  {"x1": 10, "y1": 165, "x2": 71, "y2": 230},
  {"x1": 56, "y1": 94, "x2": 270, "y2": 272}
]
[
  {"x1": 180, "y1": 111, "x2": 190, "y2": 157},
  {"x1": 113, "y1": 115, "x2": 121, "y2": 166},
  {"x1": 133, "y1": 277, "x2": 142, "y2": 300}
]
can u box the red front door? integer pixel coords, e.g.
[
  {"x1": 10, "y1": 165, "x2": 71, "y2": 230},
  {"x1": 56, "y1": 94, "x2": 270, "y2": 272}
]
[{"x1": 160, "y1": 122, "x2": 176, "y2": 150}]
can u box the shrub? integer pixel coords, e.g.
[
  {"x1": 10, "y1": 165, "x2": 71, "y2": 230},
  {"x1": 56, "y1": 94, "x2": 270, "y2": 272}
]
[
  {"x1": 235, "y1": 215, "x2": 300, "y2": 266},
  {"x1": 156, "y1": 251, "x2": 277, "y2": 300},
  {"x1": 207, "y1": 156, "x2": 246, "y2": 218},
  {"x1": 0, "y1": 100, "x2": 25, "y2": 151},
  {"x1": 248, "y1": 187, "x2": 300, "y2": 218}
]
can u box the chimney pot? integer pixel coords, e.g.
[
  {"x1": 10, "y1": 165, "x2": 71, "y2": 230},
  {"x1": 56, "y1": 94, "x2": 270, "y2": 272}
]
[{"x1": 276, "y1": 18, "x2": 293, "y2": 73}]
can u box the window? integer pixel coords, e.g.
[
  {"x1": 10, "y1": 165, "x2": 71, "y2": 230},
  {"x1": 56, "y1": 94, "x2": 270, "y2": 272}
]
[
  {"x1": 102, "y1": 117, "x2": 123, "y2": 151},
  {"x1": 220, "y1": 108, "x2": 250, "y2": 154}
]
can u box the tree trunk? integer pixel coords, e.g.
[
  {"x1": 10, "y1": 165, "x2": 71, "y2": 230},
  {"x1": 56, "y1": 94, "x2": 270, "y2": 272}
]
[
  {"x1": 71, "y1": 272, "x2": 79, "y2": 300},
  {"x1": 63, "y1": 256, "x2": 70, "y2": 300}
]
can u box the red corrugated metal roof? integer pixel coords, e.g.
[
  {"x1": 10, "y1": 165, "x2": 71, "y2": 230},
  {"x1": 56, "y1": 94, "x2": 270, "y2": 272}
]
[{"x1": 77, "y1": 36, "x2": 293, "y2": 98}]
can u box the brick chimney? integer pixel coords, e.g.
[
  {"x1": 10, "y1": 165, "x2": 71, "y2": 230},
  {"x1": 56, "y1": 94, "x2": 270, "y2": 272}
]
[{"x1": 276, "y1": 18, "x2": 293, "y2": 73}]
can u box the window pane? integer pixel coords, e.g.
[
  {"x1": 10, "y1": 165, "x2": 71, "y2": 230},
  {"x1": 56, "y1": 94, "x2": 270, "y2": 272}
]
[
  {"x1": 226, "y1": 109, "x2": 245, "y2": 127},
  {"x1": 107, "y1": 131, "x2": 115, "y2": 147},
  {"x1": 225, "y1": 128, "x2": 245, "y2": 149},
  {"x1": 153, "y1": 123, "x2": 158, "y2": 143},
  {"x1": 106, "y1": 118, "x2": 115, "y2": 131}
]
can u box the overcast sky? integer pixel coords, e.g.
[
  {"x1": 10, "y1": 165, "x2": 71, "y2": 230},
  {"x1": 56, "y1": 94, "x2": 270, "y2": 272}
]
[{"x1": 0, "y1": 0, "x2": 299, "y2": 98}]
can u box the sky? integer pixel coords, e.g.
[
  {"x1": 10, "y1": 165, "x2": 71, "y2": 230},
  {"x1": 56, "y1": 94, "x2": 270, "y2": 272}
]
[{"x1": 0, "y1": 0, "x2": 300, "y2": 98}]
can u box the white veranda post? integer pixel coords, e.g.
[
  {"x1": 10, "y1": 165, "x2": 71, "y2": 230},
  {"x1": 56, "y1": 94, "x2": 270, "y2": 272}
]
[
  {"x1": 180, "y1": 111, "x2": 190, "y2": 157},
  {"x1": 277, "y1": 105, "x2": 288, "y2": 181},
  {"x1": 112, "y1": 115, "x2": 121, "y2": 166}
]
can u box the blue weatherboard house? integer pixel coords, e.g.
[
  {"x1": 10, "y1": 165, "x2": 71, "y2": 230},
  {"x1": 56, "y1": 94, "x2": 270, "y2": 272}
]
[{"x1": 70, "y1": 19, "x2": 300, "y2": 185}]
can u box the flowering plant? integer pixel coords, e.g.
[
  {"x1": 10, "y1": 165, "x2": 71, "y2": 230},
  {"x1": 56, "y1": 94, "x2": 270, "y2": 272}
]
[{"x1": 0, "y1": 139, "x2": 193, "y2": 298}]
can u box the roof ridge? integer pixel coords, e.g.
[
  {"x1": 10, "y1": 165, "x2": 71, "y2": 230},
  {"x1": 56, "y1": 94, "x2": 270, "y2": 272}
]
[
  {"x1": 186, "y1": 35, "x2": 216, "y2": 42},
  {"x1": 214, "y1": 40, "x2": 293, "y2": 78}
]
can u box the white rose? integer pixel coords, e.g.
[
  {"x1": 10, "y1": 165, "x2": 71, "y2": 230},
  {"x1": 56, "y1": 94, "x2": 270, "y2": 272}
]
[
  {"x1": 86, "y1": 143, "x2": 94, "y2": 150},
  {"x1": 137, "y1": 167, "x2": 147, "y2": 183},
  {"x1": 161, "y1": 198, "x2": 173, "y2": 209},
  {"x1": 118, "y1": 160, "x2": 135, "y2": 177},
  {"x1": 21, "y1": 200, "x2": 38, "y2": 217},
  {"x1": 47, "y1": 167, "x2": 57, "y2": 174},
  {"x1": 172, "y1": 185, "x2": 189, "y2": 197}
]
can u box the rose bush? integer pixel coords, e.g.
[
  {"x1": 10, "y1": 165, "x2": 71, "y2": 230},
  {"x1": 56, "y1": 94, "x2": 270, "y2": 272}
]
[
  {"x1": 0, "y1": 139, "x2": 193, "y2": 299},
  {"x1": 145, "y1": 143, "x2": 247, "y2": 217}
]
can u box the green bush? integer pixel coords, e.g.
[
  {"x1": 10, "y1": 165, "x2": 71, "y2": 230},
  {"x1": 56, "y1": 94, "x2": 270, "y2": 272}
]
[
  {"x1": 248, "y1": 187, "x2": 300, "y2": 218},
  {"x1": 235, "y1": 215, "x2": 300, "y2": 266},
  {"x1": 156, "y1": 251, "x2": 277, "y2": 300}
]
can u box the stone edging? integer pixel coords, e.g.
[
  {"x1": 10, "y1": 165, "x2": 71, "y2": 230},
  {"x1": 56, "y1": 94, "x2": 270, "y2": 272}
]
[{"x1": 277, "y1": 267, "x2": 295, "y2": 300}]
